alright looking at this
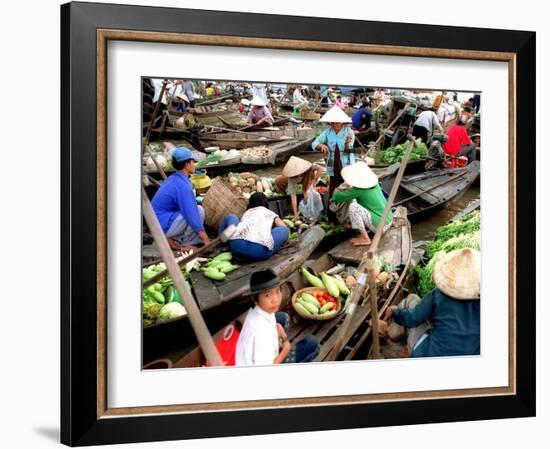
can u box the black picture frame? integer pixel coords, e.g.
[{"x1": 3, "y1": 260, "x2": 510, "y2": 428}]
[{"x1": 61, "y1": 1, "x2": 536, "y2": 446}]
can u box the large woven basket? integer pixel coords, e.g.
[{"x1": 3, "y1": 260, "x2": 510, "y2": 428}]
[
  {"x1": 291, "y1": 287, "x2": 341, "y2": 321},
  {"x1": 202, "y1": 178, "x2": 248, "y2": 229}
]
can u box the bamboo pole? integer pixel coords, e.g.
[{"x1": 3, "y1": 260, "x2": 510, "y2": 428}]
[
  {"x1": 144, "y1": 80, "x2": 169, "y2": 144},
  {"x1": 368, "y1": 102, "x2": 411, "y2": 156},
  {"x1": 142, "y1": 190, "x2": 223, "y2": 366},
  {"x1": 326, "y1": 137, "x2": 415, "y2": 361},
  {"x1": 143, "y1": 143, "x2": 168, "y2": 180}
]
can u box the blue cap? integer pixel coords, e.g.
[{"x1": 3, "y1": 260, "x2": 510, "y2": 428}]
[{"x1": 171, "y1": 146, "x2": 199, "y2": 163}]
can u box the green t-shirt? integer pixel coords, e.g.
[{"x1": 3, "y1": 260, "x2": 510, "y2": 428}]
[{"x1": 332, "y1": 185, "x2": 393, "y2": 226}]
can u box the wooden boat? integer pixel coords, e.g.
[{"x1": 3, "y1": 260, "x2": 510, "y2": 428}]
[
  {"x1": 198, "y1": 137, "x2": 316, "y2": 176},
  {"x1": 218, "y1": 115, "x2": 291, "y2": 132},
  {"x1": 381, "y1": 160, "x2": 480, "y2": 221},
  {"x1": 198, "y1": 126, "x2": 316, "y2": 149},
  {"x1": 169, "y1": 207, "x2": 412, "y2": 367}
]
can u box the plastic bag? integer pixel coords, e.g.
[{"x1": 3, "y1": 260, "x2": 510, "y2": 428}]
[{"x1": 299, "y1": 188, "x2": 324, "y2": 219}]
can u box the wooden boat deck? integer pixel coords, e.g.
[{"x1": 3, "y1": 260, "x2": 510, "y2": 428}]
[{"x1": 188, "y1": 226, "x2": 325, "y2": 311}]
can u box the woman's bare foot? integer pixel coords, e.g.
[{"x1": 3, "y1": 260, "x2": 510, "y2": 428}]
[{"x1": 351, "y1": 236, "x2": 371, "y2": 246}]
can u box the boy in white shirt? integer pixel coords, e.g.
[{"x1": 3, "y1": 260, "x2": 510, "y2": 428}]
[{"x1": 235, "y1": 270, "x2": 319, "y2": 366}]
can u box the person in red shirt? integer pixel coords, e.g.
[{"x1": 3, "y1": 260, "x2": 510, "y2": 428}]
[{"x1": 443, "y1": 120, "x2": 476, "y2": 163}]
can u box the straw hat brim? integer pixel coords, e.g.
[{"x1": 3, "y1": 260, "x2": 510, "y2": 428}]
[
  {"x1": 282, "y1": 156, "x2": 312, "y2": 178},
  {"x1": 433, "y1": 248, "x2": 480, "y2": 300},
  {"x1": 341, "y1": 162, "x2": 378, "y2": 189},
  {"x1": 320, "y1": 105, "x2": 352, "y2": 123},
  {"x1": 250, "y1": 96, "x2": 266, "y2": 106}
]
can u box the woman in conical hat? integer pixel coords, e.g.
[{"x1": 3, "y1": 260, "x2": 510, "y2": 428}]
[
  {"x1": 247, "y1": 96, "x2": 274, "y2": 126},
  {"x1": 380, "y1": 248, "x2": 481, "y2": 358},
  {"x1": 274, "y1": 156, "x2": 323, "y2": 222},
  {"x1": 311, "y1": 105, "x2": 355, "y2": 213},
  {"x1": 331, "y1": 161, "x2": 392, "y2": 246}
]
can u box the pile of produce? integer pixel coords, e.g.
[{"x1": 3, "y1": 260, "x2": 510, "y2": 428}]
[
  {"x1": 143, "y1": 152, "x2": 173, "y2": 173},
  {"x1": 282, "y1": 215, "x2": 312, "y2": 241},
  {"x1": 142, "y1": 263, "x2": 188, "y2": 327},
  {"x1": 197, "y1": 149, "x2": 241, "y2": 168},
  {"x1": 226, "y1": 172, "x2": 283, "y2": 199},
  {"x1": 294, "y1": 290, "x2": 339, "y2": 318},
  {"x1": 200, "y1": 252, "x2": 239, "y2": 281},
  {"x1": 300, "y1": 267, "x2": 350, "y2": 299},
  {"x1": 414, "y1": 210, "x2": 481, "y2": 297},
  {"x1": 240, "y1": 145, "x2": 273, "y2": 164},
  {"x1": 372, "y1": 138, "x2": 428, "y2": 164}
]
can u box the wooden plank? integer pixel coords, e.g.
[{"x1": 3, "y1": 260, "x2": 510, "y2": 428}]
[
  {"x1": 189, "y1": 269, "x2": 224, "y2": 311},
  {"x1": 315, "y1": 301, "x2": 372, "y2": 361},
  {"x1": 328, "y1": 239, "x2": 370, "y2": 265},
  {"x1": 399, "y1": 182, "x2": 441, "y2": 205}
]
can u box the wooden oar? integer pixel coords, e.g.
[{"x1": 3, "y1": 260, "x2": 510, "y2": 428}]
[
  {"x1": 326, "y1": 137, "x2": 415, "y2": 361},
  {"x1": 142, "y1": 190, "x2": 223, "y2": 366}
]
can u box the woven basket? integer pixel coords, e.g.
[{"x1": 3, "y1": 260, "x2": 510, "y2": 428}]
[
  {"x1": 202, "y1": 178, "x2": 248, "y2": 229},
  {"x1": 291, "y1": 287, "x2": 341, "y2": 321}
]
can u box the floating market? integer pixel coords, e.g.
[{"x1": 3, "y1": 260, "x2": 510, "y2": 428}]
[{"x1": 141, "y1": 79, "x2": 481, "y2": 368}]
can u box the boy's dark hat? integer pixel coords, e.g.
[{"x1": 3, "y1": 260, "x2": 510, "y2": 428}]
[{"x1": 250, "y1": 269, "x2": 283, "y2": 295}]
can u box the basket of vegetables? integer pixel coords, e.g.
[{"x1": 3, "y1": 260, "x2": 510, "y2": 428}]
[{"x1": 291, "y1": 287, "x2": 341, "y2": 320}]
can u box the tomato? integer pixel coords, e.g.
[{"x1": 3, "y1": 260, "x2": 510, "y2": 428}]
[{"x1": 319, "y1": 299, "x2": 326, "y2": 306}]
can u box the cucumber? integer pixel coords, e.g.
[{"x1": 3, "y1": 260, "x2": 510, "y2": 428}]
[
  {"x1": 320, "y1": 302, "x2": 335, "y2": 313},
  {"x1": 320, "y1": 272, "x2": 340, "y2": 298},
  {"x1": 294, "y1": 302, "x2": 312, "y2": 316},
  {"x1": 219, "y1": 264, "x2": 239, "y2": 274},
  {"x1": 151, "y1": 290, "x2": 165, "y2": 304},
  {"x1": 212, "y1": 252, "x2": 232, "y2": 262},
  {"x1": 300, "y1": 294, "x2": 321, "y2": 307},
  {"x1": 203, "y1": 268, "x2": 226, "y2": 281},
  {"x1": 299, "y1": 301, "x2": 319, "y2": 315},
  {"x1": 210, "y1": 260, "x2": 233, "y2": 271},
  {"x1": 300, "y1": 267, "x2": 325, "y2": 289}
]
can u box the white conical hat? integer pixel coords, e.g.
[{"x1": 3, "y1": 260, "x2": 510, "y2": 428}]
[
  {"x1": 282, "y1": 156, "x2": 312, "y2": 177},
  {"x1": 320, "y1": 105, "x2": 352, "y2": 123},
  {"x1": 433, "y1": 248, "x2": 480, "y2": 300},
  {"x1": 250, "y1": 96, "x2": 266, "y2": 107},
  {"x1": 341, "y1": 162, "x2": 378, "y2": 189},
  {"x1": 241, "y1": 98, "x2": 251, "y2": 106}
]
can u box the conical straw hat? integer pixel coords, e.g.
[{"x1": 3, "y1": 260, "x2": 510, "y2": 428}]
[
  {"x1": 282, "y1": 156, "x2": 312, "y2": 178},
  {"x1": 341, "y1": 162, "x2": 378, "y2": 189},
  {"x1": 433, "y1": 248, "x2": 480, "y2": 300},
  {"x1": 320, "y1": 105, "x2": 352, "y2": 123},
  {"x1": 250, "y1": 96, "x2": 266, "y2": 107}
]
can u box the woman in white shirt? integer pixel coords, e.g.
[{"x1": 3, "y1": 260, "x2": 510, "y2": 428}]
[
  {"x1": 218, "y1": 193, "x2": 289, "y2": 262},
  {"x1": 235, "y1": 269, "x2": 320, "y2": 366}
]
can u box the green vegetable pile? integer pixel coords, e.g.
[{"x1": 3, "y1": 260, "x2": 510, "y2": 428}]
[
  {"x1": 414, "y1": 211, "x2": 481, "y2": 297},
  {"x1": 142, "y1": 263, "x2": 189, "y2": 327},
  {"x1": 372, "y1": 138, "x2": 428, "y2": 164}
]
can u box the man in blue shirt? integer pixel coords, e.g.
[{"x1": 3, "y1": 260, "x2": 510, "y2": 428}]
[
  {"x1": 151, "y1": 147, "x2": 211, "y2": 249},
  {"x1": 351, "y1": 101, "x2": 373, "y2": 131}
]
